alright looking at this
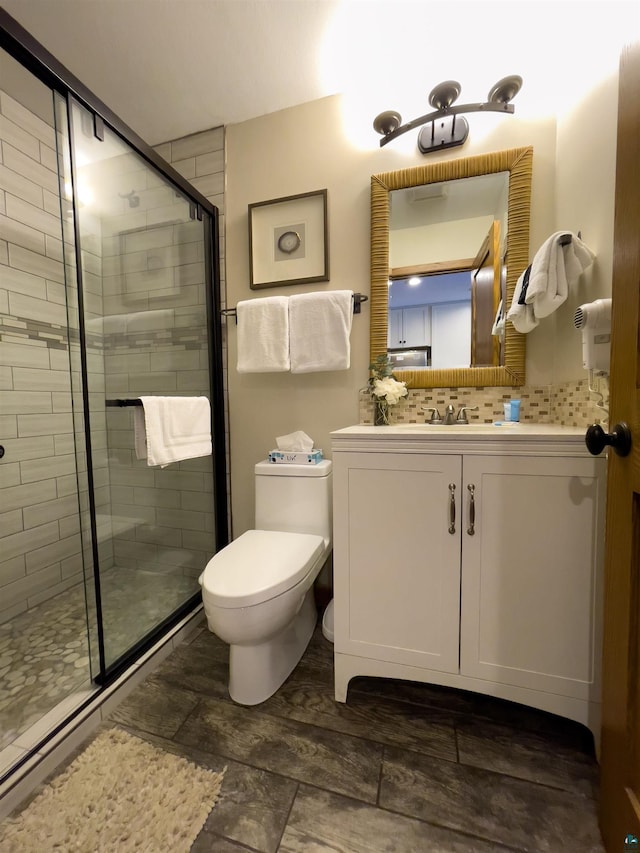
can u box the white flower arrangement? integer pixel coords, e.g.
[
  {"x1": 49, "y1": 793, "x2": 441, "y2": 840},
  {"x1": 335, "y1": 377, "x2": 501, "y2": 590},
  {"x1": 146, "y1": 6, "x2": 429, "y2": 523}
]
[
  {"x1": 369, "y1": 355, "x2": 408, "y2": 423},
  {"x1": 371, "y1": 375, "x2": 409, "y2": 405}
]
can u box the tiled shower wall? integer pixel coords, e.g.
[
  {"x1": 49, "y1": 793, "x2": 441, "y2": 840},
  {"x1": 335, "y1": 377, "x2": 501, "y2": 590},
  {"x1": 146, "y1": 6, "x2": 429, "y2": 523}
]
[{"x1": 0, "y1": 89, "x2": 85, "y2": 625}]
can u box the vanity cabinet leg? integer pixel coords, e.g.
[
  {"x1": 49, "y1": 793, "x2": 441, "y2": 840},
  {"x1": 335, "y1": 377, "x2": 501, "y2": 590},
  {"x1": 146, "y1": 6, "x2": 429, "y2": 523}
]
[{"x1": 334, "y1": 655, "x2": 351, "y2": 702}]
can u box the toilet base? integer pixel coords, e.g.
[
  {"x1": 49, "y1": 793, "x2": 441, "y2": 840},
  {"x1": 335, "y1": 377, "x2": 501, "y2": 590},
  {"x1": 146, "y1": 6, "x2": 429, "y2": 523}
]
[{"x1": 228, "y1": 588, "x2": 317, "y2": 705}]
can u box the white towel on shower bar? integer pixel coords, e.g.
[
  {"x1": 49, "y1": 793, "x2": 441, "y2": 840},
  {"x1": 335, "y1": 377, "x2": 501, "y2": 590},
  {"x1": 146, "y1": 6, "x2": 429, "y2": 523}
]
[
  {"x1": 136, "y1": 396, "x2": 212, "y2": 467},
  {"x1": 134, "y1": 405, "x2": 148, "y2": 461},
  {"x1": 289, "y1": 290, "x2": 353, "y2": 373}
]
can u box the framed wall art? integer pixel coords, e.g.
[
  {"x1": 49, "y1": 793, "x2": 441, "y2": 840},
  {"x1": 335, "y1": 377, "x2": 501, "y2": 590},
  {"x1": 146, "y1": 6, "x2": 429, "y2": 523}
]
[{"x1": 248, "y1": 189, "x2": 329, "y2": 288}]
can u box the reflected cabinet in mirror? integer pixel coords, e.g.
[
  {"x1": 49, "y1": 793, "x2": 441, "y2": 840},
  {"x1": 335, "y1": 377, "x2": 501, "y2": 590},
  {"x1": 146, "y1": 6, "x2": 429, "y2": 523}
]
[{"x1": 370, "y1": 147, "x2": 533, "y2": 388}]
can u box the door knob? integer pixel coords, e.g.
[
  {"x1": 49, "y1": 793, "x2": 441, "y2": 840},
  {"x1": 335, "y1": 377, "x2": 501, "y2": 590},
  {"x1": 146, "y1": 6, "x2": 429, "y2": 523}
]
[{"x1": 585, "y1": 422, "x2": 632, "y2": 457}]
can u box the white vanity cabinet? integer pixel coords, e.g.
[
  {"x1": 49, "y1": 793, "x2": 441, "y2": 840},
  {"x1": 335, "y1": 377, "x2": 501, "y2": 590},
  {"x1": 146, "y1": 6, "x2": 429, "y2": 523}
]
[
  {"x1": 334, "y1": 451, "x2": 463, "y2": 674},
  {"x1": 331, "y1": 425, "x2": 606, "y2": 738}
]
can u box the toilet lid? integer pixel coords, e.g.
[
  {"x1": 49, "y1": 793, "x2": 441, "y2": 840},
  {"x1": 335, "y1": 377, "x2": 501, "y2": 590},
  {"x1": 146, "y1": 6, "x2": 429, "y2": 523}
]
[{"x1": 201, "y1": 529, "x2": 325, "y2": 608}]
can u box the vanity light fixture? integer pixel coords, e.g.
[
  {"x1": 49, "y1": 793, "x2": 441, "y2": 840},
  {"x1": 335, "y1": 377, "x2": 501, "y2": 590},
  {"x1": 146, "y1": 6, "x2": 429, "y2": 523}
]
[{"x1": 373, "y1": 75, "x2": 522, "y2": 154}]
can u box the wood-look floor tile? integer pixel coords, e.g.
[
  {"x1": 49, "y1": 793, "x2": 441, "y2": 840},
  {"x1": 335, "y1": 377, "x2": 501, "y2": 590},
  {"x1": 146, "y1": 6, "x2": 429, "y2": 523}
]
[
  {"x1": 298, "y1": 626, "x2": 335, "y2": 673},
  {"x1": 174, "y1": 695, "x2": 383, "y2": 803},
  {"x1": 189, "y1": 627, "x2": 230, "y2": 662},
  {"x1": 456, "y1": 717, "x2": 598, "y2": 797},
  {"x1": 202, "y1": 761, "x2": 297, "y2": 853},
  {"x1": 350, "y1": 676, "x2": 594, "y2": 751},
  {"x1": 379, "y1": 747, "x2": 604, "y2": 852},
  {"x1": 284, "y1": 651, "x2": 335, "y2": 691},
  {"x1": 262, "y1": 669, "x2": 457, "y2": 762},
  {"x1": 153, "y1": 637, "x2": 230, "y2": 700},
  {"x1": 190, "y1": 831, "x2": 254, "y2": 851},
  {"x1": 107, "y1": 675, "x2": 201, "y2": 738},
  {"x1": 278, "y1": 783, "x2": 517, "y2": 852}
]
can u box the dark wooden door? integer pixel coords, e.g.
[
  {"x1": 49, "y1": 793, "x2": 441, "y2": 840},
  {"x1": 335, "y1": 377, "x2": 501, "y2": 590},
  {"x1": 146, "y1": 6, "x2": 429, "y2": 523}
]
[{"x1": 598, "y1": 40, "x2": 640, "y2": 853}]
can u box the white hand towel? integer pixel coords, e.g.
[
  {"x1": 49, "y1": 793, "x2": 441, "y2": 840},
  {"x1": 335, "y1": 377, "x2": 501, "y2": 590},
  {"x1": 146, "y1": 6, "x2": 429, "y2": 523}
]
[
  {"x1": 524, "y1": 231, "x2": 595, "y2": 319},
  {"x1": 289, "y1": 290, "x2": 353, "y2": 373},
  {"x1": 236, "y1": 296, "x2": 290, "y2": 373},
  {"x1": 138, "y1": 396, "x2": 212, "y2": 468},
  {"x1": 507, "y1": 232, "x2": 595, "y2": 333}
]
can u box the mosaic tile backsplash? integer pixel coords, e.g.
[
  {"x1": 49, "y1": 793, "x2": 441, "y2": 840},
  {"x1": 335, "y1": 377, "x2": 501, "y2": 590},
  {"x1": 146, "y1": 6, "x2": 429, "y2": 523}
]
[{"x1": 359, "y1": 377, "x2": 609, "y2": 428}]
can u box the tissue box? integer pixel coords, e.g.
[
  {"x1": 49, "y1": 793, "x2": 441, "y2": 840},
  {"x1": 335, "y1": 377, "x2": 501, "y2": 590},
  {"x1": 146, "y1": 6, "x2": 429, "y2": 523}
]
[{"x1": 268, "y1": 449, "x2": 324, "y2": 464}]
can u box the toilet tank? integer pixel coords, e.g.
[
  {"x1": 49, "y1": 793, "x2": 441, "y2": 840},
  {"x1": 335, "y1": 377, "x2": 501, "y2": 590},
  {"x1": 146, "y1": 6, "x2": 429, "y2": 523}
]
[{"x1": 254, "y1": 460, "x2": 332, "y2": 545}]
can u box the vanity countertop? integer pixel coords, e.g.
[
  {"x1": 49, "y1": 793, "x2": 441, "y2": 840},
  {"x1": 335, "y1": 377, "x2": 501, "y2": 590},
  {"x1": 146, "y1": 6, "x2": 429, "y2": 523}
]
[{"x1": 330, "y1": 423, "x2": 595, "y2": 457}]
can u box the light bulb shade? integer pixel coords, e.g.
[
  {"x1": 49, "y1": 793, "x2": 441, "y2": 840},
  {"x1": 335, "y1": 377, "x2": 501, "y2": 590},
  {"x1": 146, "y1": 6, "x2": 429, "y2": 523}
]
[
  {"x1": 487, "y1": 75, "x2": 523, "y2": 104},
  {"x1": 373, "y1": 111, "x2": 402, "y2": 136},
  {"x1": 428, "y1": 80, "x2": 461, "y2": 111}
]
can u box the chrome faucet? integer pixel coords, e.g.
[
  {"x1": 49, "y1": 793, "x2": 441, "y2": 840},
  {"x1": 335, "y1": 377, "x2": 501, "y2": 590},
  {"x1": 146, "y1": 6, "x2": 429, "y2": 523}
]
[
  {"x1": 443, "y1": 404, "x2": 456, "y2": 425},
  {"x1": 456, "y1": 405, "x2": 479, "y2": 424},
  {"x1": 421, "y1": 406, "x2": 442, "y2": 424}
]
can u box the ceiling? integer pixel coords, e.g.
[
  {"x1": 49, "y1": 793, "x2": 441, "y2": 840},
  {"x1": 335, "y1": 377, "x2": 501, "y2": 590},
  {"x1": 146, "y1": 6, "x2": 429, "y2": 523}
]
[
  {"x1": 2, "y1": 1, "x2": 638, "y2": 147},
  {"x1": 2, "y1": 0, "x2": 342, "y2": 144}
]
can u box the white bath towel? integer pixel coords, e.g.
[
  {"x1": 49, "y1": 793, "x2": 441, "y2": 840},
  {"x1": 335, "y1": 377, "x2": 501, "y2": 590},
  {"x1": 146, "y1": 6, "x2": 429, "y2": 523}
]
[
  {"x1": 135, "y1": 396, "x2": 212, "y2": 467},
  {"x1": 507, "y1": 232, "x2": 595, "y2": 333},
  {"x1": 289, "y1": 290, "x2": 353, "y2": 373},
  {"x1": 236, "y1": 296, "x2": 290, "y2": 373}
]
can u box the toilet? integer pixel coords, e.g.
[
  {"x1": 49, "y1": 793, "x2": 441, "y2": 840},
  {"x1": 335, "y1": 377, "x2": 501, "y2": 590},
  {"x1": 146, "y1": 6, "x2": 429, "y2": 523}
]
[{"x1": 199, "y1": 459, "x2": 332, "y2": 705}]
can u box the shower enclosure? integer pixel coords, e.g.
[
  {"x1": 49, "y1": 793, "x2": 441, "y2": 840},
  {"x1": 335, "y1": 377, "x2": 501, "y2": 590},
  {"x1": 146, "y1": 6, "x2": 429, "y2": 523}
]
[{"x1": 0, "y1": 11, "x2": 227, "y2": 783}]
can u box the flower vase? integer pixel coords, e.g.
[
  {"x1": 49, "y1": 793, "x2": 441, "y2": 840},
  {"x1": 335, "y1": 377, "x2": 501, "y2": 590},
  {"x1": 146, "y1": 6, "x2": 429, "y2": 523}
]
[{"x1": 374, "y1": 399, "x2": 390, "y2": 426}]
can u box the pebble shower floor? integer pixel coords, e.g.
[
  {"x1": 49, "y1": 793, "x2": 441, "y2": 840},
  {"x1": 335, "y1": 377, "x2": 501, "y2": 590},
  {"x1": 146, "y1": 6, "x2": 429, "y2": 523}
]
[{"x1": 0, "y1": 567, "x2": 196, "y2": 753}]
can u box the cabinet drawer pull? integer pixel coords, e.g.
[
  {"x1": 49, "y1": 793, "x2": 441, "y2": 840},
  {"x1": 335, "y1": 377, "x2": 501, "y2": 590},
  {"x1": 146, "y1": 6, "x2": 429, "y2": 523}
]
[
  {"x1": 448, "y1": 483, "x2": 456, "y2": 534},
  {"x1": 467, "y1": 483, "x2": 475, "y2": 535}
]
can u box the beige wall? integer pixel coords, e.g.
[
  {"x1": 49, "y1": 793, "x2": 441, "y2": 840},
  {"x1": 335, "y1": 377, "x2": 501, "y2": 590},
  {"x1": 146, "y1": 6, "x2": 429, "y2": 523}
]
[
  {"x1": 551, "y1": 71, "x2": 620, "y2": 383},
  {"x1": 226, "y1": 71, "x2": 618, "y2": 534}
]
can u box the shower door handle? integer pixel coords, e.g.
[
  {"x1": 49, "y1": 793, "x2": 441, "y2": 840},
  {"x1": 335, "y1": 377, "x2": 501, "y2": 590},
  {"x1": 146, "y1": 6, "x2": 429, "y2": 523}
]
[{"x1": 0, "y1": 445, "x2": 4, "y2": 459}]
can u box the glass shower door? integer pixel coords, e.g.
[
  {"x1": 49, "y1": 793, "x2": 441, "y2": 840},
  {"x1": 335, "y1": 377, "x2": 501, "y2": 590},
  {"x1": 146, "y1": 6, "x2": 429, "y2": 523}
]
[
  {"x1": 68, "y1": 99, "x2": 219, "y2": 676},
  {"x1": 0, "y1": 50, "x2": 94, "y2": 762}
]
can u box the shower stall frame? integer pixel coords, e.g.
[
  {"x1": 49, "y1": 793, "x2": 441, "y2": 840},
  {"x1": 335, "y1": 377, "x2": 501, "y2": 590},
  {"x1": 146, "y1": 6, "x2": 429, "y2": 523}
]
[{"x1": 0, "y1": 7, "x2": 229, "y2": 783}]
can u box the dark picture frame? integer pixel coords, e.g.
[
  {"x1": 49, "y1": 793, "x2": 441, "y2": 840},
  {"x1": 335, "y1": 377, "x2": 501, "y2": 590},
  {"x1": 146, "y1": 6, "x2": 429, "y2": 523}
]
[{"x1": 248, "y1": 189, "x2": 329, "y2": 288}]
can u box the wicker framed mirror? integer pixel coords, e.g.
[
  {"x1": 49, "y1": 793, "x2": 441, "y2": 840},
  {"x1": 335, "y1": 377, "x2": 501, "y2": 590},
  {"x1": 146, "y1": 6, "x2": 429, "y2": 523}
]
[{"x1": 370, "y1": 146, "x2": 533, "y2": 388}]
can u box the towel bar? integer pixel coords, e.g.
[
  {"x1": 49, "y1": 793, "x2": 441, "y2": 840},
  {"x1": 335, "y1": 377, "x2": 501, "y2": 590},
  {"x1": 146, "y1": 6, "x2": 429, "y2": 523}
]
[
  {"x1": 221, "y1": 292, "x2": 369, "y2": 323},
  {"x1": 106, "y1": 399, "x2": 143, "y2": 407}
]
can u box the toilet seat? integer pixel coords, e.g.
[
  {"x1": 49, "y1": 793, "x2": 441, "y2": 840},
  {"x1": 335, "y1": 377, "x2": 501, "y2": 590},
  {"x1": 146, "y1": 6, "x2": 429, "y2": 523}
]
[{"x1": 200, "y1": 529, "x2": 325, "y2": 608}]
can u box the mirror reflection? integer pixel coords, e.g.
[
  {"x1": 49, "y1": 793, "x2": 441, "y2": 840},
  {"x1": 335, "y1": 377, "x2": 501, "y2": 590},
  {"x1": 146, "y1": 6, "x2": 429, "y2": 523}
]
[
  {"x1": 370, "y1": 147, "x2": 533, "y2": 389},
  {"x1": 388, "y1": 173, "x2": 508, "y2": 371}
]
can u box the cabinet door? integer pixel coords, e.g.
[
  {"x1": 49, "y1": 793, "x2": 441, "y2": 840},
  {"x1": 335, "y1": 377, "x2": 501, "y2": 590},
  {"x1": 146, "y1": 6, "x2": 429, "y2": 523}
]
[
  {"x1": 387, "y1": 309, "x2": 403, "y2": 347},
  {"x1": 459, "y1": 455, "x2": 606, "y2": 701},
  {"x1": 333, "y1": 451, "x2": 462, "y2": 673},
  {"x1": 403, "y1": 306, "x2": 431, "y2": 347}
]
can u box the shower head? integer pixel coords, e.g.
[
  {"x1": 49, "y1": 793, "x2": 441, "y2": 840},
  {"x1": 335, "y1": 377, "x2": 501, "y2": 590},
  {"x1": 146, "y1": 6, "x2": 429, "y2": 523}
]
[{"x1": 119, "y1": 190, "x2": 140, "y2": 208}]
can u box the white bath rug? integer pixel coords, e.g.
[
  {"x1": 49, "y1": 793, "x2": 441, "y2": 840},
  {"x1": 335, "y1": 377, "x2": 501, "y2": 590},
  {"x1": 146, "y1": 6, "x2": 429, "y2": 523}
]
[{"x1": 0, "y1": 727, "x2": 225, "y2": 852}]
